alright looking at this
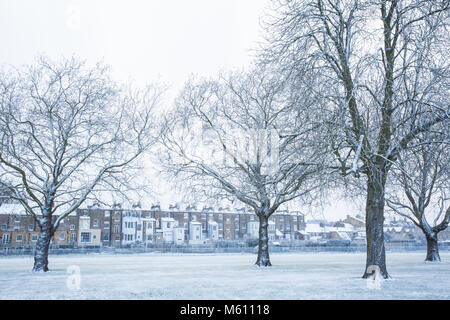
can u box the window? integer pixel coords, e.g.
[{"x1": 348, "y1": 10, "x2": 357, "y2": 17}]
[
  {"x1": 147, "y1": 223, "x2": 153, "y2": 229},
  {"x1": 71, "y1": 233, "x2": 76, "y2": 242},
  {"x1": 105, "y1": 210, "x2": 110, "y2": 217},
  {"x1": 93, "y1": 219, "x2": 98, "y2": 227},
  {"x1": 280, "y1": 225, "x2": 284, "y2": 231},
  {"x1": 32, "y1": 234, "x2": 38, "y2": 242},
  {"x1": 250, "y1": 216, "x2": 254, "y2": 221},
  {"x1": 235, "y1": 216, "x2": 239, "y2": 221},
  {"x1": 28, "y1": 224, "x2": 34, "y2": 231},
  {"x1": 70, "y1": 224, "x2": 76, "y2": 230},
  {"x1": 184, "y1": 213, "x2": 188, "y2": 219},
  {"x1": 16, "y1": 234, "x2": 23, "y2": 242},
  {"x1": 1, "y1": 224, "x2": 7, "y2": 231},
  {"x1": 201, "y1": 213, "x2": 206, "y2": 219},
  {"x1": 59, "y1": 233, "x2": 65, "y2": 241},
  {"x1": 114, "y1": 225, "x2": 119, "y2": 233},
  {"x1": 167, "y1": 222, "x2": 171, "y2": 228},
  {"x1": 235, "y1": 222, "x2": 239, "y2": 230},
  {"x1": 103, "y1": 233, "x2": 109, "y2": 241},
  {"x1": 2, "y1": 234, "x2": 10, "y2": 244},
  {"x1": 14, "y1": 216, "x2": 20, "y2": 222},
  {"x1": 104, "y1": 221, "x2": 110, "y2": 229},
  {"x1": 80, "y1": 232, "x2": 91, "y2": 243}
]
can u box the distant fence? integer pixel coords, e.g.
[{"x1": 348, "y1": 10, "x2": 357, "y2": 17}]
[{"x1": 1, "y1": 241, "x2": 449, "y2": 256}]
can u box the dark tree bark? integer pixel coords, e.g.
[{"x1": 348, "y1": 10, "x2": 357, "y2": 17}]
[
  {"x1": 425, "y1": 233, "x2": 440, "y2": 262},
  {"x1": 255, "y1": 214, "x2": 271, "y2": 267},
  {"x1": 33, "y1": 213, "x2": 54, "y2": 272},
  {"x1": 362, "y1": 169, "x2": 389, "y2": 279}
]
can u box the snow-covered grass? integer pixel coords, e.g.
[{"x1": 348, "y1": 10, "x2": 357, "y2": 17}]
[{"x1": 0, "y1": 251, "x2": 449, "y2": 299}]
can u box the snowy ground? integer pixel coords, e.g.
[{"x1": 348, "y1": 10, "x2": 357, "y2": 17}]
[{"x1": 0, "y1": 251, "x2": 449, "y2": 299}]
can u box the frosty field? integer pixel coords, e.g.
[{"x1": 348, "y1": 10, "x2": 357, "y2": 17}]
[{"x1": 0, "y1": 252, "x2": 449, "y2": 300}]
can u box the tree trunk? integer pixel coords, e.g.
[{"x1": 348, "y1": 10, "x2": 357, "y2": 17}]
[
  {"x1": 425, "y1": 233, "x2": 440, "y2": 262},
  {"x1": 33, "y1": 215, "x2": 53, "y2": 272},
  {"x1": 362, "y1": 171, "x2": 390, "y2": 279},
  {"x1": 255, "y1": 214, "x2": 271, "y2": 267}
]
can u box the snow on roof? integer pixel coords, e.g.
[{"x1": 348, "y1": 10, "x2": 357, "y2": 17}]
[
  {"x1": 305, "y1": 223, "x2": 324, "y2": 233},
  {"x1": 161, "y1": 217, "x2": 175, "y2": 222},
  {"x1": 325, "y1": 224, "x2": 355, "y2": 233},
  {"x1": 342, "y1": 223, "x2": 355, "y2": 231},
  {"x1": 384, "y1": 227, "x2": 403, "y2": 233},
  {"x1": 335, "y1": 232, "x2": 351, "y2": 241},
  {"x1": 207, "y1": 220, "x2": 218, "y2": 225},
  {"x1": 276, "y1": 230, "x2": 283, "y2": 237}
]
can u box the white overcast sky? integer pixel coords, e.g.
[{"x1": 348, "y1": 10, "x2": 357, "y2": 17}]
[
  {"x1": 0, "y1": 0, "x2": 363, "y2": 220},
  {"x1": 0, "y1": 0, "x2": 268, "y2": 91}
]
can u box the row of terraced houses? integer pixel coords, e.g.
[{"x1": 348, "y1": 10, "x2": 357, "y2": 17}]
[{"x1": 0, "y1": 203, "x2": 306, "y2": 252}]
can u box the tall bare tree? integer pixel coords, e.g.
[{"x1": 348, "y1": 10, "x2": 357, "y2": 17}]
[
  {"x1": 386, "y1": 130, "x2": 449, "y2": 262},
  {"x1": 159, "y1": 67, "x2": 329, "y2": 266},
  {"x1": 262, "y1": 0, "x2": 449, "y2": 278},
  {"x1": 0, "y1": 57, "x2": 163, "y2": 271}
]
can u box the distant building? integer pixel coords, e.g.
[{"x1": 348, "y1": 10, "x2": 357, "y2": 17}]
[
  {"x1": 189, "y1": 221, "x2": 202, "y2": 244},
  {"x1": 0, "y1": 202, "x2": 306, "y2": 251},
  {"x1": 343, "y1": 215, "x2": 365, "y2": 228},
  {"x1": 78, "y1": 215, "x2": 101, "y2": 247}
]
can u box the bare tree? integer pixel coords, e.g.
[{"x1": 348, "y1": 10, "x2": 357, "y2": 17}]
[
  {"x1": 0, "y1": 57, "x2": 163, "y2": 271},
  {"x1": 386, "y1": 130, "x2": 449, "y2": 262},
  {"x1": 262, "y1": 0, "x2": 449, "y2": 278},
  {"x1": 159, "y1": 67, "x2": 329, "y2": 266}
]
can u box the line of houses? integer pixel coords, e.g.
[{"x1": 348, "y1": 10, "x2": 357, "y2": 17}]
[
  {"x1": 0, "y1": 203, "x2": 306, "y2": 252},
  {"x1": 2, "y1": 201, "x2": 446, "y2": 254}
]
